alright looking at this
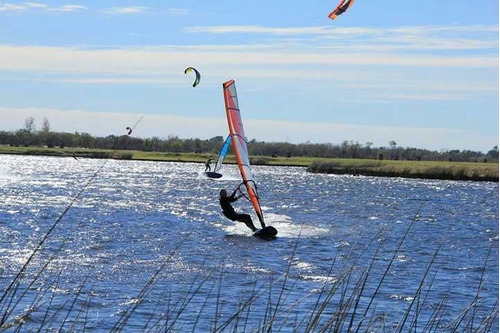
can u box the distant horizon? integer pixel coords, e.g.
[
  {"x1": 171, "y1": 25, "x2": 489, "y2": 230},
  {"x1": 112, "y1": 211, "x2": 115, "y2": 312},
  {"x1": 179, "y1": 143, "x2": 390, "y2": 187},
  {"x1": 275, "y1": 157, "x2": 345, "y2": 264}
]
[{"x1": 2, "y1": 107, "x2": 497, "y2": 153}]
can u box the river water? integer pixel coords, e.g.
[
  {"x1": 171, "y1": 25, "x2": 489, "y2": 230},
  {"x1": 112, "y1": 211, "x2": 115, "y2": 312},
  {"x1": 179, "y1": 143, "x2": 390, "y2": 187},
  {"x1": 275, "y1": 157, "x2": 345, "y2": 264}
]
[{"x1": 0, "y1": 155, "x2": 498, "y2": 332}]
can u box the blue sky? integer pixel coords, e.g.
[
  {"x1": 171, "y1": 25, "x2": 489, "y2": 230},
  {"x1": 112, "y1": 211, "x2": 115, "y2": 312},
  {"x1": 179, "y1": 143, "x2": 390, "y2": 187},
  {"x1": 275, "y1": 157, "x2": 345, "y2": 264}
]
[{"x1": 0, "y1": 0, "x2": 498, "y2": 151}]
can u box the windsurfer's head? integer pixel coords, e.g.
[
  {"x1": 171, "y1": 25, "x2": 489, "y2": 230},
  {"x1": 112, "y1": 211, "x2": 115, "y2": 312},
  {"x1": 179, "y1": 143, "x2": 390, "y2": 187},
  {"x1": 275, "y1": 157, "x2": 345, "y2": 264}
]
[{"x1": 219, "y1": 189, "x2": 227, "y2": 198}]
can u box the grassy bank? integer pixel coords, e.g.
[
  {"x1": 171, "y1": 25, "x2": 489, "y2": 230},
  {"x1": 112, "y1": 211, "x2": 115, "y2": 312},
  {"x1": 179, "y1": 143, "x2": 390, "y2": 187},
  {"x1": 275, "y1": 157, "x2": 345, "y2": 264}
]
[
  {"x1": 307, "y1": 158, "x2": 499, "y2": 182},
  {"x1": 0, "y1": 145, "x2": 314, "y2": 166},
  {"x1": 1, "y1": 145, "x2": 497, "y2": 181}
]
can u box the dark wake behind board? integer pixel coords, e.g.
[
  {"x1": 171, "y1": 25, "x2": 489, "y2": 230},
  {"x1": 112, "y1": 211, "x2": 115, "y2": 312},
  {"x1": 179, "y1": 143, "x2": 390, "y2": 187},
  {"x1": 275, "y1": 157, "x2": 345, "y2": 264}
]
[
  {"x1": 253, "y1": 226, "x2": 278, "y2": 240},
  {"x1": 203, "y1": 172, "x2": 223, "y2": 179}
]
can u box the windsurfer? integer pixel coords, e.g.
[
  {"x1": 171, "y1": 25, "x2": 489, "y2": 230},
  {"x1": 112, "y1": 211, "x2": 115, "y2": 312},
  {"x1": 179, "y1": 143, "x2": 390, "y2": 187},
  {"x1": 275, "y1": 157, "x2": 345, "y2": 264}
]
[
  {"x1": 219, "y1": 188, "x2": 258, "y2": 232},
  {"x1": 204, "y1": 158, "x2": 212, "y2": 172}
]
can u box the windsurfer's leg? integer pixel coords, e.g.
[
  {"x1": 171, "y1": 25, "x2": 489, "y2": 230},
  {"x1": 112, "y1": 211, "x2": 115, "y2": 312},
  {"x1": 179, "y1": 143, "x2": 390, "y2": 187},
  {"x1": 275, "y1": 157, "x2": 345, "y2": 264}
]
[{"x1": 236, "y1": 214, "x2": 257, "y2": 232}]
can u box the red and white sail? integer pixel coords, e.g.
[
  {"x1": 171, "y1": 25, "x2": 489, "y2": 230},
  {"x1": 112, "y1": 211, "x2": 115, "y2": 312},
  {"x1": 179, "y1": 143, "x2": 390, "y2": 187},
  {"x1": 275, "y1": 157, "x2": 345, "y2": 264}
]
[{"x1": 222, "y1": 79, "x2": 265, "y2": 225}]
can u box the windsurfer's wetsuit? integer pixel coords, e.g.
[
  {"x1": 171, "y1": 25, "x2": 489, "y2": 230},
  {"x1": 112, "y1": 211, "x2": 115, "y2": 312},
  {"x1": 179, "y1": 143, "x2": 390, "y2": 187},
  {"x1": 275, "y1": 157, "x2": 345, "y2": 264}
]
[
  {"x1": 204, "y1": 159, "x2": 212, "y2": 172},
  {"x1": 219, "y1": 189, "x2": 258, "y2": 232}
]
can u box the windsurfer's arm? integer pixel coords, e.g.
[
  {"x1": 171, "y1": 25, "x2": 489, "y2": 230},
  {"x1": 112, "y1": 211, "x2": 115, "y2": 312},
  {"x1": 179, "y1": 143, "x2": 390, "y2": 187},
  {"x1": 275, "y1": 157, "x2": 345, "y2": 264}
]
[{"x1": 229, "y1": 189, "x2": 241, "y2": 202}]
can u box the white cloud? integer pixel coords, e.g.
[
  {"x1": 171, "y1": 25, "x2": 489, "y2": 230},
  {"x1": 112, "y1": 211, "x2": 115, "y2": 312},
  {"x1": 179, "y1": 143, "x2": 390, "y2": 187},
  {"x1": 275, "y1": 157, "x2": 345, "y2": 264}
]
[
  {"x1": 49, "y1": 5, "x2": 86, "y2": 12},
  {"x1": 0, "y1": 2, "x2": 85, "y2": 12},
  {"x1": 101, "y1": 6, "x2": 187, "y2": 16},
  {"x1": 390, "y1": 25, "x2": 499, "y2": 34},
  {"x1": 48, "y1": 77, "x2": 180, "y2": 85},
  {"x1": 184, "y1": 25, "x2": 334, "y2": 35},
  {"x1": 0, "y1": 45, "x2": 496, "y2": 77},
  {"x1": 103, "y1": 6, "x2": 149, "y2": 15},
  {"x1": 184, "y1": 24, "x2": 499, "y2": 51},
  {"x1": 185, "y1": 24, "x2": 498, "y2": 37},
  {"x1": 1, "y1": 107, "x2": 496, "y2": 152},
  {"x1": 23, "y1": 2, "x2": 48, "y2": 9},
  {"x1": 0, "y1": 3, "x2": 27, "y2": 11},
  {"x1": 0, "y1": 43, "x2": 496, "y2": 104},
  {"x1": 0, "y1": 3, "x2": 186, "y2": 15},
  {"x1": 6, "y1": 68, "x2": 496, "y2": 103},
  {"x1": 0, "y1": 24, "x2": 496, "y2": 109}
]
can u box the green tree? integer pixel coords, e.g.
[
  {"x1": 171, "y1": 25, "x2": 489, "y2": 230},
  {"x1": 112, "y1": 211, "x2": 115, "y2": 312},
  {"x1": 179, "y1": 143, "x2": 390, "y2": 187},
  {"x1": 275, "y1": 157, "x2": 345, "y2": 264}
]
[
  {"x1": 488, "y1": 145, "x2": 499, "y2": 159},
  {"x1": 209, "y1": 136, "x2": 224, "y2": 142}
]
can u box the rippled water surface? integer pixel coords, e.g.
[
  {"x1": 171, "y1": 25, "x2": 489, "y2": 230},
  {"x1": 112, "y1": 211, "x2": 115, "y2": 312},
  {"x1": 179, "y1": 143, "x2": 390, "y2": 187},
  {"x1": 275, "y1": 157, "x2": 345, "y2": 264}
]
[{"x1": 0, "y1": 155, "x2": 498, "y2": 331}]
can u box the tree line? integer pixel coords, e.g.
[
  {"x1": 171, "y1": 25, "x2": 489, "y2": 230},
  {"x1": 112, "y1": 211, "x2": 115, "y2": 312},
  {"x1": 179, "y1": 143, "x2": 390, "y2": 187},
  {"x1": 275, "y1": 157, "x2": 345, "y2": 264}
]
[{"x1": 1, "y1": 117, "x2": 498, "y2": 163}]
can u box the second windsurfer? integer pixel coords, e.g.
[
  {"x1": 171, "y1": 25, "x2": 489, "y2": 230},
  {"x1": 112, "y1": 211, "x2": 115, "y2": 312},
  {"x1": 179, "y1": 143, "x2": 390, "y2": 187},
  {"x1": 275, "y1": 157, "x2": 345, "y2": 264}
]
[
  {"x1": 204, "y1": 158, "x2": 212, "y2": 172},
  {"x1": 219, "y1": 188, "x2": 258, "y2": 232}
]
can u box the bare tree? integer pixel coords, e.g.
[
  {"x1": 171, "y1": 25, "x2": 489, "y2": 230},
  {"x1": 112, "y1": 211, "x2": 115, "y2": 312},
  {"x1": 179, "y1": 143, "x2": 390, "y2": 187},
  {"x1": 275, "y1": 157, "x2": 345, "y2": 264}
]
[
  {"x1": 24, "y1": 117, "x2": 36, "y2": 133},
  {"x1": 42, "y1": 117, "x2": 51, "y2": 132}
]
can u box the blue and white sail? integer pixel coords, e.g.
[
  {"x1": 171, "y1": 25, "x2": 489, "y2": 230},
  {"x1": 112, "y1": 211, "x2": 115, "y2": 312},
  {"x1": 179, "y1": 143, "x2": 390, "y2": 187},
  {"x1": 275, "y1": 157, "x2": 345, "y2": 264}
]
[{"x1": 213, "y1": 135, "x2": 231, "y2": 173}]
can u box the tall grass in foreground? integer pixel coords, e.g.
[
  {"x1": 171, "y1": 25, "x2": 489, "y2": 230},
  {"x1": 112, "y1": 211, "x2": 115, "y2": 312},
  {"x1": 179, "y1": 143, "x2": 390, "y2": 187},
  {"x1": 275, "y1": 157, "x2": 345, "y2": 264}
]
[{"x1": 1, "y1": 225, "x2": 497, "y2": 332}]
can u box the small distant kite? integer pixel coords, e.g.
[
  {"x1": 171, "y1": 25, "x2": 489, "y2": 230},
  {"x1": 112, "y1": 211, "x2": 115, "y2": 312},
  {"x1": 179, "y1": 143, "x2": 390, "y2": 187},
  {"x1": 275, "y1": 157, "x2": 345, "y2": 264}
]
[
  {"x1": 328, "y1": 0, "x2": 355, "y2": 20},
  {"x1": 125, "y1": 115, "x2": 144, "y2": 136},
  {"x1": 184, "y1": 67, "x2": 201, "y2": 87}
]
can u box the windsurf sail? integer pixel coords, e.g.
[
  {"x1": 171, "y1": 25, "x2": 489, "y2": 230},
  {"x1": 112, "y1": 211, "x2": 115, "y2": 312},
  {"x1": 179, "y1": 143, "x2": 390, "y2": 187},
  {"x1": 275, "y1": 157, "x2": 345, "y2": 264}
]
[
  {"x1": 222, "y1": 79, "x2": 265, "y2": 227},
  {"x1": 213, "y1": 135, "x2": 232, "y2": 173},
  {"x1": 328, "y1": 0, "x2": 355, "y2": 20}
]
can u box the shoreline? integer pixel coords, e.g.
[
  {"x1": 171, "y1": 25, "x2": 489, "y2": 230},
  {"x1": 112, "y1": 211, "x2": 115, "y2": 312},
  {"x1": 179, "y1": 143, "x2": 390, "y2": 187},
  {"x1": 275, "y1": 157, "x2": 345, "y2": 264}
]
[{"x1": 1, "y1": 146, "x2": 498, "y2": 182}]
